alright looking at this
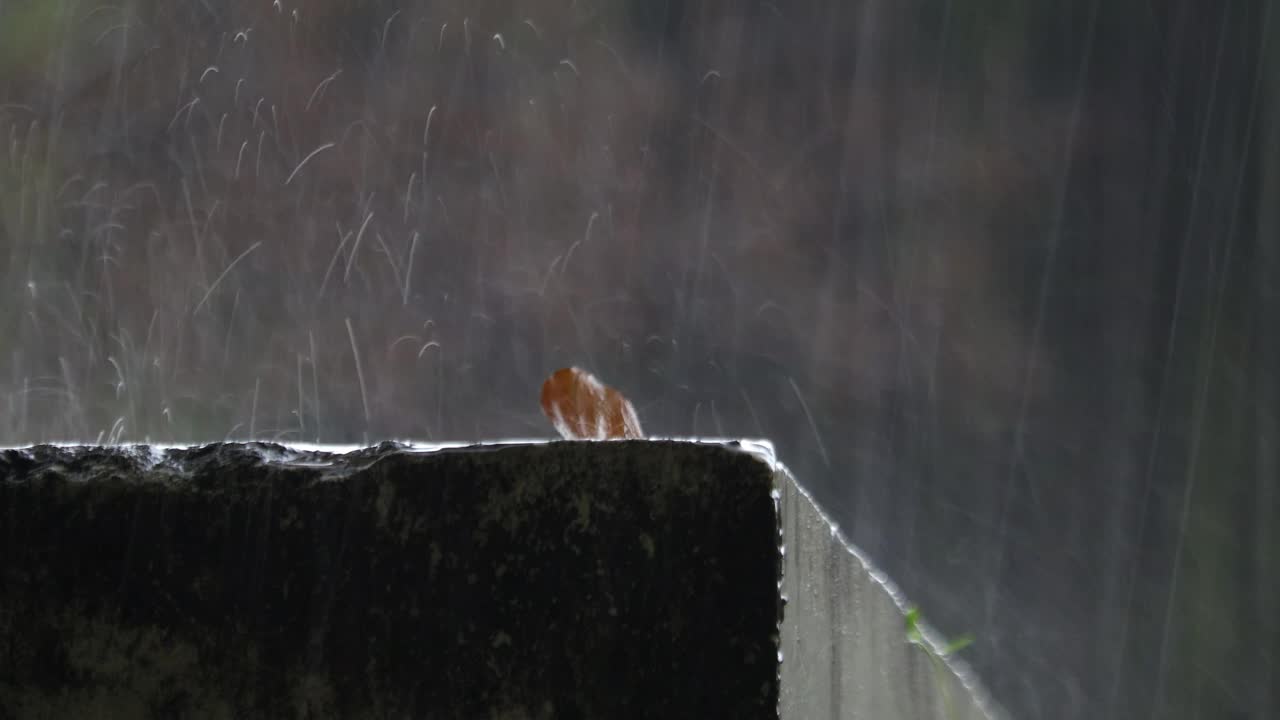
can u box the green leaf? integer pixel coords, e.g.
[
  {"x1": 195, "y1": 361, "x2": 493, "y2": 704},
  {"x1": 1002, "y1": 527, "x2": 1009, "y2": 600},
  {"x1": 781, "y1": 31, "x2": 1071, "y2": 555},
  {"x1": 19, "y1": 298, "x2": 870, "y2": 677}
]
[
  {"x1": 942, "y1": 633, "x2": 974, "y2": 656},
  {"x1": 905, "y1": 606, "x2": 923, "y2": 643}
]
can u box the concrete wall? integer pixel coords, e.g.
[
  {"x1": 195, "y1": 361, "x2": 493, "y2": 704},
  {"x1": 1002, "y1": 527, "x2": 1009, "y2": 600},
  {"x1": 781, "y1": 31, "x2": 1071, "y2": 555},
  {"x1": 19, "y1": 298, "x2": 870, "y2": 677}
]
[
  {"x1": 0, "y1": 440, "x2": 1003, "y2": 718},
  {"x1": 775, "y1": 458, "x2": 1004, "y2": 720}
]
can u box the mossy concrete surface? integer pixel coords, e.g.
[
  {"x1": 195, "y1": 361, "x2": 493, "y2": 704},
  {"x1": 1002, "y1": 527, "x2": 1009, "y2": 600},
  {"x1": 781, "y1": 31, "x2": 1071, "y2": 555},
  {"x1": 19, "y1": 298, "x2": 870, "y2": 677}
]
[{"x1": 0, "y1": 441, "x2": 780, "y2": 719}]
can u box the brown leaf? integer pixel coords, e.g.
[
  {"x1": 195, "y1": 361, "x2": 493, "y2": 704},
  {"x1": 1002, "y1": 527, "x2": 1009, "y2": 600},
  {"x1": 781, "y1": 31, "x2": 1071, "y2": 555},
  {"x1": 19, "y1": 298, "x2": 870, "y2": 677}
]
[{"x1": 540, "y1": 367, "x2": 644, "y2": 440}]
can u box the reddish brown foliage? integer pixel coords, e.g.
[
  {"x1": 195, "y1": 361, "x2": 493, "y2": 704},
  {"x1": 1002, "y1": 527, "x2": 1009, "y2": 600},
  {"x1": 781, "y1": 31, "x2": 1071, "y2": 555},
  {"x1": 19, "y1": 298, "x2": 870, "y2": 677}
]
[{"x1": 539, "y1": 367, "x2": 643, "y2": 440}]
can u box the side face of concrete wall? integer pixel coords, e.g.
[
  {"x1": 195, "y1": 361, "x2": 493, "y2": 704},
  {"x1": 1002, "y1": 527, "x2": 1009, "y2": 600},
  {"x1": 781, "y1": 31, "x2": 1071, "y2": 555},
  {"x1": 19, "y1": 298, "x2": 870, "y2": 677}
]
[{"x1": 777, "y1": 467, "x2": 1002, "y2": 720}]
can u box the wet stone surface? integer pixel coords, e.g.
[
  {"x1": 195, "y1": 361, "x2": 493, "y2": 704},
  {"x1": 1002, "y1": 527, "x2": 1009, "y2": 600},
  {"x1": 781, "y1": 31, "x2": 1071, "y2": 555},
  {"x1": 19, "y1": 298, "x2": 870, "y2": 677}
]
[{"x1": 0, "y1": 441, "x2": 780, "y2": 719}]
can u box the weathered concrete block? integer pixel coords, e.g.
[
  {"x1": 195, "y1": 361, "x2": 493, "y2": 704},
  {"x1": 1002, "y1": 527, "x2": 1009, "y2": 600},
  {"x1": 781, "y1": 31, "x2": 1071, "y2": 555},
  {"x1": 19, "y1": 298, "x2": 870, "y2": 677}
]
[
  {"x1": 777, "y1": 474, "x2": 1003, "y2": 720},
  {"x1": 0, "y1": 440, "x2": 1003, "y2": 720},
  {"x1": 1, "y1": 441, "x2": 779, "y2": 719}
]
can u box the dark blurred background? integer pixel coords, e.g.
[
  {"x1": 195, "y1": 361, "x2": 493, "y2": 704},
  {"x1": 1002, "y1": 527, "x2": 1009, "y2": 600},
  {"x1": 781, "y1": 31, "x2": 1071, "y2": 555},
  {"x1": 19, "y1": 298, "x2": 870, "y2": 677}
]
[{"x1": 2, "y1": 1, "x2": 1277, "y2": 717}]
